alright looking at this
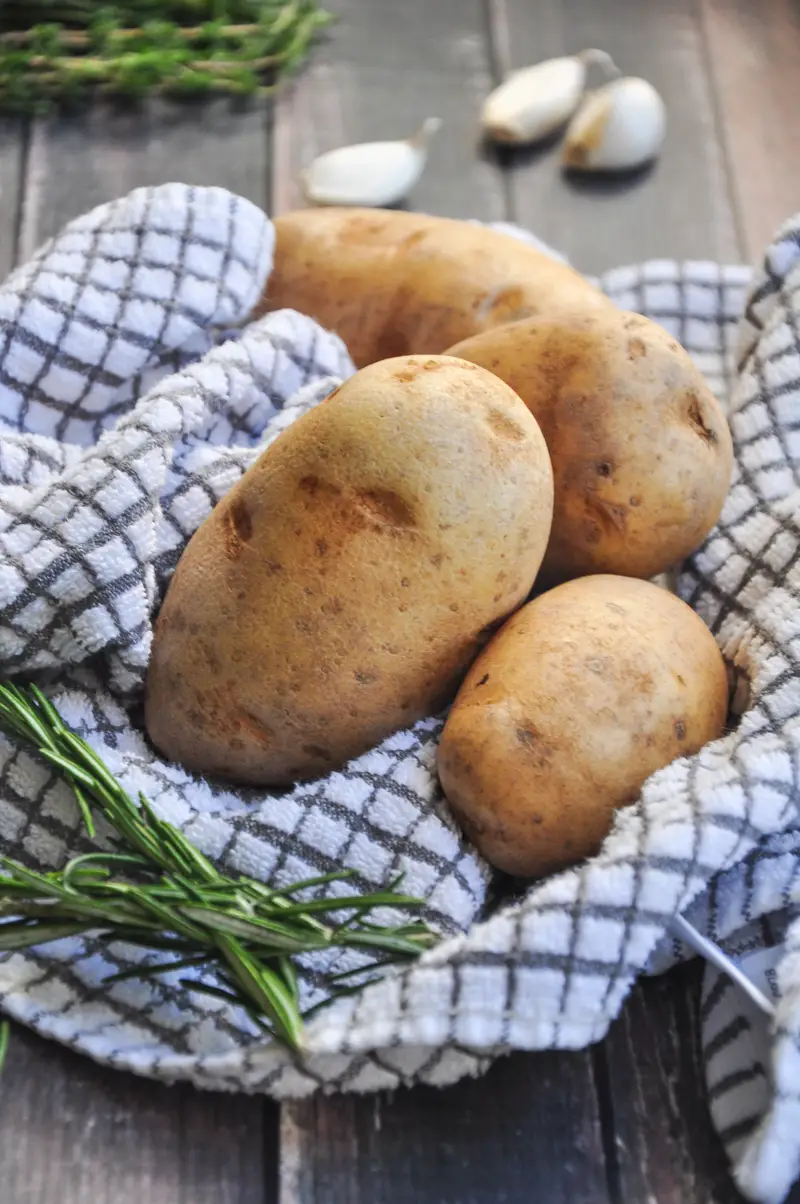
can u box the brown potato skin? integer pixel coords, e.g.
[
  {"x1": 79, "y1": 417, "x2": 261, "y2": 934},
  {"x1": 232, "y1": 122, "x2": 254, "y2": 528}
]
[
  {"x1": 438, "y1": 575, "x2": 728, "y2": 878},
  {"x1": 145, "y1": 355, "x2": 554, "y2": 787},
  {"x1": 257, "y1": 209, "x2": 610, "y2": 368},
  {"x1": 448, "y1": 309, "x2": 733, "y2": 583}
]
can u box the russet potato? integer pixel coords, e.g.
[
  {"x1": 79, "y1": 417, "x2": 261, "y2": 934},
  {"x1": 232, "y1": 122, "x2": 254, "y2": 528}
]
[
  {"x1": 257, "y1": 208, "x2": 611, "y2": 368},
  {"x1": 145, "y1": 354, "x2": 554, "y2": 786},
  {"x1": 438, "y1": 575, "x2": 729, "y2": 877},
  {"x1": 448, "y1": 308, "x2": 733, "y2": 583}
]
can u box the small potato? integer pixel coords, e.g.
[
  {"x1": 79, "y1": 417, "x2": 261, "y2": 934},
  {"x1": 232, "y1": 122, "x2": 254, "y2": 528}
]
[
  {"x1": 145, "y1": 354, "x2": 554, "y2": 786},
  {"x1": 447, "y1": 308, "x2": 733, "y2": 583},
  {"x1": 438, "y1": 575, "x2": 728, "y2": 877}
]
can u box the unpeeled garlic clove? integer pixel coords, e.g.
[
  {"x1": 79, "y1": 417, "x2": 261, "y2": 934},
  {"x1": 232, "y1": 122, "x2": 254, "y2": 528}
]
[
  {"x1": 481, "y1": 49, "x2": 618, "y2": 145},
  {"x1": 300, "y1": 118, "x2": 441, "y2": 208},
  {"x1": 562, "y1": 76, "x2": 666, "y2": 171}
]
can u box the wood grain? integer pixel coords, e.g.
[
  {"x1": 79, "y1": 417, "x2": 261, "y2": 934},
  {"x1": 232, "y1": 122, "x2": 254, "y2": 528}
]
[
  {"x1": 601, "y1": 963, "x2": 745, "y2": 1204},
  {"x1": 281, "y1": 1048, "x2": 611, "y2": 1204},
  {"x1": 701, "y1": 0, "x2": 800, "y2": 262},
  {"x1": 0, "y1": 1024, "x2": 275, "y2": 1204},
  {"x1": 18, "y1": 99, "x2": 270, "y2": 253},
  {"x1": 0, "y1": 120, "x2": 25, "y2": 278},
  {"x1": 270, "y1": 0, "x2": 508, "y2": 220},
  {"x1": 489, "y1": 0, "x2": 743, "y2": 272}
]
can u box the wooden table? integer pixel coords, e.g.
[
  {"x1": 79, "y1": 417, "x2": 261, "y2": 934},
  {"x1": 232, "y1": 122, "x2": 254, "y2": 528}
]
[{"x1": 1, "y1": 2, "x2": 800, "y2": 1201}]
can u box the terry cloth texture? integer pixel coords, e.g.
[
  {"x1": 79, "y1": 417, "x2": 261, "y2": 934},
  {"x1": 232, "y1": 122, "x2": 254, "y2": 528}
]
[{"x1": 0, "y1": 183, "x2": 799, "y2": 1203}]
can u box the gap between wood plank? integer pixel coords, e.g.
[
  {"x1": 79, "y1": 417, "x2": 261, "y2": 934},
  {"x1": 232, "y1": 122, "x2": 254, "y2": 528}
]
[
  {"x1": 696, "y1": 0, "x2": 748, "y2": 262},
  {"x1": 482, "y1": 0, "x2": 515, "y2": 221},
  {"x1": 279, "y1": 1103, "x2": 306, "y2": 1204},
  {"x1": 17, "y1": 119, "x2": 46, "y2": 265},
  {"x1": 8, "y1": 120, "x2": 29, "y2": 271},
  {"x1": 592, "y1": 1041, "x2": 625, "y2": 1204},
  {"x1": 0, "y1": 117, "x2": 26, "y2": 277}
]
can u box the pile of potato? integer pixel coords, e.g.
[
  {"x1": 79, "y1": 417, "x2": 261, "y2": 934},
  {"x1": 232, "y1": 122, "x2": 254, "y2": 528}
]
[{"x1": 145, "y1": 209, "x2": 732, "y2": 880}]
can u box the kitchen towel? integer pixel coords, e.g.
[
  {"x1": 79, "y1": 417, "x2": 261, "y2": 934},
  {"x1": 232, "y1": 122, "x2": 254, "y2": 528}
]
[{"x1": 0, "y1": 183, "x2": 797, "y2": 1204}]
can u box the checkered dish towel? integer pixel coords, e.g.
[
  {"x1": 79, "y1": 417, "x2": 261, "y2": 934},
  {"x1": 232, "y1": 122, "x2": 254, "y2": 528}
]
[{"x1": 0, "y1": 184, "x2": 799, "y2": 1203}]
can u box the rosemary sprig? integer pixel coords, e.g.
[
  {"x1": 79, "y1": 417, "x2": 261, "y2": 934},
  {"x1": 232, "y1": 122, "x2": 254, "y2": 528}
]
[
  {"x1": 0, "y1": 683, "x2": 437, "y2": 1050},
  {"x1": 0, "y1": 3, "x2": 332, "y2": 114}
]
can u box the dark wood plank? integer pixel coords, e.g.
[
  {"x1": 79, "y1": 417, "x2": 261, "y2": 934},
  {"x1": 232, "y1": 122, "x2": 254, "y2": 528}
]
[
  {"x1": 281, "y1": 1047, "x2": 611, "y2": 1204},
  {"x1": 701, "y1": 0, "x2": 800, "y2": 262},
  {"x1": 0, "y1": 1023, "x2": 275, "y2": 1204},
  {"x1": 601, "y1": 963, "x2": 746, "y2": 1204},
  {"x1": 0, "y1": 119, "x2": 25, "y2": 278},
  {"x1": 6, "y1": 95, "x2": 278, "y2": 1204},
  {"x1": 19, "y1": 99, "x2": 270, "y2": 254},
  {"x1": 490, "y1": 0, "x2": 743, "y2": 272},
  {"x1": 270, "y1": 0, "x2": 508, "y2": 220}
]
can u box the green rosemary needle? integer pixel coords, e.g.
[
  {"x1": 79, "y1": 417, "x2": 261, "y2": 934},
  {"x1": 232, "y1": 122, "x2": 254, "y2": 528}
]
[{"x1": 0, "y1": 682, "x2": 437, "y2": 1050}]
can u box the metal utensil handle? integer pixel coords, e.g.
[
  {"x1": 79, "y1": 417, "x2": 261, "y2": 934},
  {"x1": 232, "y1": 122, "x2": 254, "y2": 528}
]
[{"x1": 669, "y1": 913, "x2": 777, "y2": 1020}]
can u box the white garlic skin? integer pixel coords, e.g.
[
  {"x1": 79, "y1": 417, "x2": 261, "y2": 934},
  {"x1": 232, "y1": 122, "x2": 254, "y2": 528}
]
[
  {"x1": 563, "y1": 77, "x2": 666, "y2": 171},
  {"x1": 300, "y1": 118, "x2": 441, "y2": 208},
  {"x1": 482, "y1": 56, "x2": 586, "y2": 145}
]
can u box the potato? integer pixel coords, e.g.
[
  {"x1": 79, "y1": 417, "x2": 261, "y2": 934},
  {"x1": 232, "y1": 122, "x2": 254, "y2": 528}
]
[
  {"x1": 447, "y1": 308, "x2": 733, "y2": 583},
  {"x1": 438, "y1": 575, "x2": 728, "y2": 877},
  {"x1": 145, "y1": 355, "x2": 554, "y2": 786},
  {"x1": 257, "y1": 208, "x2": 610, "y2": 368}
]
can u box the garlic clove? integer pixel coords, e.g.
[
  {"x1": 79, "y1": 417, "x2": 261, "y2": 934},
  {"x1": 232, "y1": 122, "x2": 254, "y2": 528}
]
[
  {"x1": 480, "y1": 50, "x2": 618, "y2": 146},
  {"x1": 300, "y1": 118, "x2": 441, "y2": 208},
  {"x1": 562, "y1": 76, "x2": 666, "y2": 172},
  {"x1": 482, "y1": 56, "x2": 586, "y2": 145}
]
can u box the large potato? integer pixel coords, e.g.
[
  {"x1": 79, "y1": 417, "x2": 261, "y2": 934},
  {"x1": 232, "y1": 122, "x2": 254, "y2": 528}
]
[
  {"x1": 448, "y1": 308, "x2": 733, "y2": 583},
  {"x1": 257, "y1": 208, "x2": 610, "y2": 368},
  {"x1": 145, "y1": 355, "x2": 554, "y2": 786},
  {"x1": 438, "y1": 575, "x2": 728, "y2": 877}
]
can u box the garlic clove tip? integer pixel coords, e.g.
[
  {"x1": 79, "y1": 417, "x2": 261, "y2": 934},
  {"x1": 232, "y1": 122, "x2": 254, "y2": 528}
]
[{"x1": 408, "y1": 117, "x2": 442, "y2": 148}]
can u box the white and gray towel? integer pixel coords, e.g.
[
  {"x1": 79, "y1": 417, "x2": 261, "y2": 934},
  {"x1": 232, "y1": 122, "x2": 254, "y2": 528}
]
[{"x1": 0, "y1": 183, "x2": 798, "y2": 1204}]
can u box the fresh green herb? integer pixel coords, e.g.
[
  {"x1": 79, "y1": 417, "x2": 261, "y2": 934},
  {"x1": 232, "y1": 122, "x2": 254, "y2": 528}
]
[
  {"x1": 0, "y1": 3, "x2": 332, "y2": 113},
  {"x1": 0, "y1": 682, "x2": 437, "y2": 1051}
]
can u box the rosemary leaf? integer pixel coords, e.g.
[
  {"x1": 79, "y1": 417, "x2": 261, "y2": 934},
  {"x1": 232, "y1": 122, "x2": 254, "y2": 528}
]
[
  {"x1": 277, "y1": 870, "x2": 355, "y2": 894},
  {"x1": 341, "y1": 930, "x2": 438, "y2": 956},
  {"x1": 218, "y1": 936, "x2": 304, "y2": 1048},
  {"x1": 180, "y1": 905, "x2": 330, "y2": 951},
  {"x1": 0, "y1": 920, "x2": 93, "y2": 949},
  {"x1": 274, "y1": 893, "x2": 427, "y2": 918}
]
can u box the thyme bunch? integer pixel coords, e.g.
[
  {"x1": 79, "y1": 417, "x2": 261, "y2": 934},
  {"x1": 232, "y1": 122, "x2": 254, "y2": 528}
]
[{"x1": 0, "y1": 2, "x2": 331, "y2": 113}]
